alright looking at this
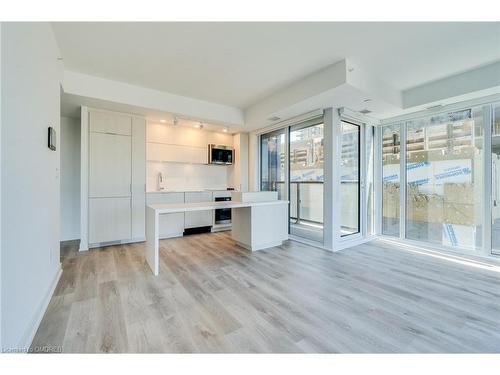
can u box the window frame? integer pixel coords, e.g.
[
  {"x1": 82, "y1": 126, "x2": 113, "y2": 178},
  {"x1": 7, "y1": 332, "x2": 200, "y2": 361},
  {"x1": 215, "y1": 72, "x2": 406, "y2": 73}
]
[{"x1": 340, "y1": 120, "x2": 361, "y2": 237}]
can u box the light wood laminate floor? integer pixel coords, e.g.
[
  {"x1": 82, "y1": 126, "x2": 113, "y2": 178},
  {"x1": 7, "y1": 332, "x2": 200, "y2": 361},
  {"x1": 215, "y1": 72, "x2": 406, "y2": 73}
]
[{"x1": 31, "y1": 232, "x2": 500, "y2": 353}]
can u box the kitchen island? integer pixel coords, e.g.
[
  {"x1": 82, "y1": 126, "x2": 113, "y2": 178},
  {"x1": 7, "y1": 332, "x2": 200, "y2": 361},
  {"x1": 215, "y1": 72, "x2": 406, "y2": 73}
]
[{"x1": 145, "y1": 192, "x2": 288, "y2": 275}]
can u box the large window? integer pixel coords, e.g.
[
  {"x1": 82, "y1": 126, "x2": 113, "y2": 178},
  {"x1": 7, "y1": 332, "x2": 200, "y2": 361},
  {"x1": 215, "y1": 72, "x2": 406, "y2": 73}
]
[
  {"x1": 405, "y1": 109, "x2": 483, "y2": 250},
  {"x1": 340, "y1": 121, "x2": 360, "y2": 236},
  {"x1": 382, "y1": 124, "x2": 401, "y2": 237},
  {"x1": 289, "y1": 122, "x2": 324, "y2": 242},
  {"x1": 382, "y1": 105, "x2": 497, "y2": 254}
]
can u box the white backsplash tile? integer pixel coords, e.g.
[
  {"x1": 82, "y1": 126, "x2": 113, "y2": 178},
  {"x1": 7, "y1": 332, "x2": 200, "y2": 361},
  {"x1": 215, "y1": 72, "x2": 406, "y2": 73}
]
[{"x1": 147, "y1": 161, "x2": 230, "y2": 192}]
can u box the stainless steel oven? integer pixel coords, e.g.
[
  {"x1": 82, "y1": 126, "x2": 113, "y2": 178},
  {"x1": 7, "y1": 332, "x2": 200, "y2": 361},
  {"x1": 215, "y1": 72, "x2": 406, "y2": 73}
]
[{"x1": 214, "y1": 196, "x2": 231, "y2": 224}]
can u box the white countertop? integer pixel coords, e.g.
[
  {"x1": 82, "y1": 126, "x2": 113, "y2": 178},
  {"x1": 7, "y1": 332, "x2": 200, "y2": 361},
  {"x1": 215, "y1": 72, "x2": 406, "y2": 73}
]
[
  {"x1": 148, "y1": 200, "x2": 288, "y2": 214},
  {"x1": 147, "y1": 188, "x2": 235, "y2": 193}
]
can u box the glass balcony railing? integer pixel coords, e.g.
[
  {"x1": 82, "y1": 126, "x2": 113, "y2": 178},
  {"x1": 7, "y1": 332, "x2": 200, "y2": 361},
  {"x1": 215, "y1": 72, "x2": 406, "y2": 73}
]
[
  {"x1": 288, "y1": 181, "x2": 324, "y2": 225},
  {"x1": 270, "y1": 180, "x2": 359, "y2": 241}
]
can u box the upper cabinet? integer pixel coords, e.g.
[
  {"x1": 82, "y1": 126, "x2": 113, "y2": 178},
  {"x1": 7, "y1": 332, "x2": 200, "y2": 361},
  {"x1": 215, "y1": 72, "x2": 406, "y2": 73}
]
[
  {"x1": 147, "y1": 123, "x2": 233, "y2": 147},
  {"x1": 90, "y1": 111, "x2": 132, "y2": 135},
  {"x1": 146, "y1": 122, "x2": 233, "y2": 165},
  {"x1": 147, "y1": 142, "x2": 207, "y2": 164}
]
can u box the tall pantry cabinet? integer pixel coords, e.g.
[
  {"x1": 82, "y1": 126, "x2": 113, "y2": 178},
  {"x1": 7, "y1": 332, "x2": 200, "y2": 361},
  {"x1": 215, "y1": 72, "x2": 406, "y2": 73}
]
[{"x1": 82, "y1": 109, "x2": 146, "y2": 249}]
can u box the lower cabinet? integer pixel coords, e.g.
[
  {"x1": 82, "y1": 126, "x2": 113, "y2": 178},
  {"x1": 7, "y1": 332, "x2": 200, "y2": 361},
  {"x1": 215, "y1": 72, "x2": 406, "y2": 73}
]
[
  {"x1": 184, "y1": 192, "x2": 213, "y2": 229},
  {"x1": 147, "y1": 192, "x2": 185, "y2": 239},
  {"x1": 146, "y1": 191, "x2": 214, "y2": 238},
  {"x1": 89, "y1": 197, "x2": 132, "y2": 244},
  {"x1": 159, "y1": 213, "x2": 184, "y2": 239}
]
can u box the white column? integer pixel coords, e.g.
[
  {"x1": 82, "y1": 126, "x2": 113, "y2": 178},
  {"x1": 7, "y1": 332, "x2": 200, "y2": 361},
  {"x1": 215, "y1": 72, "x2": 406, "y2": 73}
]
[
  {"x1": 374, "y1": 125, "x2": 383, "y2": 236},
  {"x1": 248, "y1": 132, "x2": 260, "y2": 191},
  {"x1": 323, "y1": 108, "x2": 342, "y2": 251},
  {"x1": 482, "y1": 104, "x2": 493, "y2": 256},
  {"x1": 79, "y1": 106, "x2": 89, "y2": 251},
  {"x1": 145, "y1": 206, "x2": 159, "y2": 276},
  {"x1": 399, "y1": 122, "x2": 407, "y2": 240}
]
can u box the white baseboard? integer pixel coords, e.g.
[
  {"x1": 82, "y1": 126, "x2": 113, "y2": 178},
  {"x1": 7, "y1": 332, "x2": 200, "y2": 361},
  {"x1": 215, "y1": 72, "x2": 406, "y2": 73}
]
[
  {"x1": 335, "y1": 235, "x2": 374, "y2": 251},
  {"x1": 235, "y1": 240, "x2": 284, "y2": 251},
  {"x1": 88, "y1": 237, "x2": 146, "y2": 249},
  {"x1": 288, "y1": 235, "x2": 328, "y2": 250},
  {"x1": 17, "y1": 265, "x2": 62, "y2": 352}
]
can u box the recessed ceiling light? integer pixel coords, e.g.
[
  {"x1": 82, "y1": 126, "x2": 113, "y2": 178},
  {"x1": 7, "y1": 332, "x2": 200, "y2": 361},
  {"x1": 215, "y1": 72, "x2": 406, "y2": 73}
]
[
  {"x1": 222, "y1": 127, "x2": 228, "y2": 133},
  {"x1": 159, "y1": 119, "x2": 166, "y2": 123}
]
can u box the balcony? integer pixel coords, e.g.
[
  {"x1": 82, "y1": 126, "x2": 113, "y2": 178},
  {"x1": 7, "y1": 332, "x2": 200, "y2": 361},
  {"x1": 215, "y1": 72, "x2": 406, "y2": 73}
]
[
  {"x1": 273, "y1": 180, "x2": 324, "y2": 243},
  {"x1": 267, "y1": 180, "x2": 360, "y2": 242}
]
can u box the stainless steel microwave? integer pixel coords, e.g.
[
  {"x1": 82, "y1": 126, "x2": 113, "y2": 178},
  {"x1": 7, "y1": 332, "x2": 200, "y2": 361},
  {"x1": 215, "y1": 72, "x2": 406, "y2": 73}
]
[{"x1": 208, "y1": 144, "x2": 234, "y2": 165}]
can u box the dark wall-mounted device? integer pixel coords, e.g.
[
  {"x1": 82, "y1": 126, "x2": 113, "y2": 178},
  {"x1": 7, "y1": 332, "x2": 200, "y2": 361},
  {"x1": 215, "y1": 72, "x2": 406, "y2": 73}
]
[
  {"x1": 48, "y1": 126, "x2": 56, "y2": 151},
  {"x1": 208, "y1": 144, "x2": 233, "y2": 165}
]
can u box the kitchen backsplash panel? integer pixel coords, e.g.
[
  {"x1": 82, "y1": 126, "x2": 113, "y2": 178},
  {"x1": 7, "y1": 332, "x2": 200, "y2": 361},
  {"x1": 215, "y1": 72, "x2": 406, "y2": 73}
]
[{"x1": 147, "y1": 161, "x2": 230, "y2": 191}]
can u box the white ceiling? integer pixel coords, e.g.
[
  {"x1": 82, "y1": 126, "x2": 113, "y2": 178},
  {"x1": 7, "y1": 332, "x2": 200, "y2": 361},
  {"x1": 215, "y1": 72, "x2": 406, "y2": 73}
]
[{"x1": 52, "y1": 22, "x2": 500, "y2": 109}]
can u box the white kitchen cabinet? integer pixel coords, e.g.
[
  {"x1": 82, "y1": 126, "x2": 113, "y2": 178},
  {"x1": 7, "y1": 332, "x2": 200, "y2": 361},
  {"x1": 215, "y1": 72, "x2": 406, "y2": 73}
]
[
  {"x1": 89, "y1": 197, "x2": 132, "y2": 243},
  {"x1": 84, "y1": 109, "x2": 146, "y2": 249},
  {"x1": 89, "y1": 132, "x2": 132, "y2": 198},
  {"x1": 158, "y1": 213, "x2": 184, "y2": 238},
  {"x1": 147, "y1": 192, "x2": 185, "y2": 238},
  {"x1": 147, "y1": 142, "x2": 207, "y2": 164},
  {"x1": 147, "y1": 122, "x2": 233, "y2": 148},
  {"x1": 131, "y1": 117, "x2": 146, "y2": 239},
  {"x1": 211, "y1": 190, "x2": 232, "y2": 199},
  {"x1": 90, "y1": 110, "x2": 132, "y2": 135},
  {"x1": 184, "y1": 191, "x2": 213, "y2": 228}
]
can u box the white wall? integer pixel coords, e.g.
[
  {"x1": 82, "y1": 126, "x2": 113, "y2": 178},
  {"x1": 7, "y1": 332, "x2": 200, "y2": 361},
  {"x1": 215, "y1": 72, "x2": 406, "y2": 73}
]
[
  {"x1": 1, "y1": 23, "x2": 62, "y2": 350},
  {"x1": 60, "y1": 116, "x2": 80, "y2": 241}
]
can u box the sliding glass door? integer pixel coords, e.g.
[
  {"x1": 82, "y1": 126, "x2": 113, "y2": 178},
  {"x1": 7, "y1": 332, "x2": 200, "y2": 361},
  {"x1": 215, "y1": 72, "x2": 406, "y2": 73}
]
[
  {"x1": 260, "y1": 116, "x2": 369, "y2": 245},
  {"x1": 289, "y1": 121, "x2": 324, "y2": 242},
  {"x1": 260, "y1": 129, "x2": 287, "y2": 200},
  {"x1": 261, "y1": 118, "x2": 324, "y2": 244},
  {"x1": 340, "y1": 121, "x2": 360, "y2": 236}
]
